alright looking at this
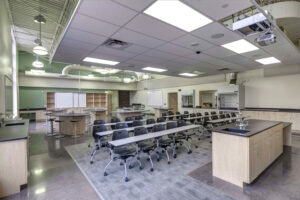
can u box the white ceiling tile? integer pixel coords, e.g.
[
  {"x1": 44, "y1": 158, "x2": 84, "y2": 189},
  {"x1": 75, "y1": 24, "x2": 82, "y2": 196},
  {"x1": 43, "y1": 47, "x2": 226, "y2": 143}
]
[
  {"x1": 112, "y1": 28, "x2": 165, "y2": 48},
  {"x1": 142, "y1": 49, "x2": 178, "y2": 60},
  {"x1": 112, "y1": 0, "x2": 155, "y2": 12},
  {"x1": 70, "y1": 14, "x2": 119, "y2": 37},
  {"x1": 173, "y1": 56, "x2": 201, "y2": 65},
  {"x1": 125, "y1": 14, "x2": 186, "y2": 41},
  {"x1": 133, "y1": 54, "x2": 167, "y2": 64},
  {"x1": 124, "y1": 59, "x2": 149, "y2": 67},
  {"x1": 124, "y1": 44, "x2": 149, "y2": 54},
  {"x1": 223, "y1": 55, "x2": 261, "y2": 68},
  {"x1": 88, "y1": 52, "x2": 128, "y2": 62},
  {"x1": 204, "y1": 46, "x2": 236, "y2": 58},
  {"x1": 242, "y1": 49, "x2": 271, "y2": 60},
  {"x1": 60, "y1": 38, "x2": 98, "y2": 51},
  {"x1": 171, "y1": 34, "x2": 215, "y2": 51},
  {"x1": 56, "y1": 45, "x2": 90, "y2": 57},
  {"x1": 182, "y1": 0, "x2": 254, "y2": 20},
  {"x1": 64, "y1": 28, "x2": 108, "y2": 45},
  {"x1": 93, "y1": 46, "x2": 137, "y2": 59},
  {"x1": 159, "y1": 60, "x2": 184, "y2": 68},
  {"x1": 192, "y1": 22, "x2": 241, "y2": 45},
  {"x1": 78, "y1": 0, "x2": 137, "y2": 26},
  {"x1": 156, "y1": 43, "x2": 194, "y2": 56}
]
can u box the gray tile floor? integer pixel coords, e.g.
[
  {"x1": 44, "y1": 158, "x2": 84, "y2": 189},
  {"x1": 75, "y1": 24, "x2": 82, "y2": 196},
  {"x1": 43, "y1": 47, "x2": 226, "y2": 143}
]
[{"x1": 2, "y1": 122, "x2": 300, "y2": 200}]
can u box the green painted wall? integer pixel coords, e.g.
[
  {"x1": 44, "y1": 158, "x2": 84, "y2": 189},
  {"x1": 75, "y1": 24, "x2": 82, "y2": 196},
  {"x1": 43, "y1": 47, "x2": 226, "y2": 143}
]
[{"x1": 19, "y1": 87, "x2": 107, "y2": 109}]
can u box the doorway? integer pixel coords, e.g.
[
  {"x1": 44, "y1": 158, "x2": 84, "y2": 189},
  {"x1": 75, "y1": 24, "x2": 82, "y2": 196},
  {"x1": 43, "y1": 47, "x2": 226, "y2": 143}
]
[
  {"x1": 118, "y1": 91, "x2": 130, "y2": 108},
  {"x1": 168, "y1": 92, "x2": 178, "y2": 113}
]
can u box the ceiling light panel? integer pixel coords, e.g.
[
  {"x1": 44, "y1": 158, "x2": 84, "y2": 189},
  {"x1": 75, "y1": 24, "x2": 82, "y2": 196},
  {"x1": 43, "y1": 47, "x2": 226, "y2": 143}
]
[
  {"x1": 144, "y1": 0, "x2": 212, "y2": 32},
  {"x1": 179, "y1": 73, "x2": 198, "y2": 77},
  {"x1": 142, "y1": 67, "x2": 167, "y2": 72},
  {"x1": 255, "y1": 57, "x2": 281, "y2": 65},
  {"x1": 83, "y1": 57, "x2": 119, "y2": 65},
  {"x1": 221, "y1": 39, "x2": 259, "y2": 54}
]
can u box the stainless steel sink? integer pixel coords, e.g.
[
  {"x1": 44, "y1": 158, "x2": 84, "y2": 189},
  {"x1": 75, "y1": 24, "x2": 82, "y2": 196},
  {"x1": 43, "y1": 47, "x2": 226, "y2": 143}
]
[{"x1": 222, "y1": 128, "x2": 249, "y2": 134}]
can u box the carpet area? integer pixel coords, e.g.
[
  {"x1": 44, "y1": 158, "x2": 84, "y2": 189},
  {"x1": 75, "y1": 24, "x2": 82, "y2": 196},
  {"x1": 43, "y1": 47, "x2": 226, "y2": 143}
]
[{"x1": 65, "y1": 138, "x2": 235, "y2": 200}]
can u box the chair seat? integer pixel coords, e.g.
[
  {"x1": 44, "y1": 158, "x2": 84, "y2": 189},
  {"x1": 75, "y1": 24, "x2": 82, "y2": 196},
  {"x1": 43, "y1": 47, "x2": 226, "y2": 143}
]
[
  {"x1": 138, "y1": 141, "x2": 156, "y2": 151},
  {"x1": 114, "y1": 145, "x2": 136, "y2": 156}
]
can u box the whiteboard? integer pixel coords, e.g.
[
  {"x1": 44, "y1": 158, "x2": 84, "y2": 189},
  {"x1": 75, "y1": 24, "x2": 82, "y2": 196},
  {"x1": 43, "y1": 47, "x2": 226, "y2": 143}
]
[
  {"x1": 147, "y1": 90, "x2": 163, "y2": 107},
  {"x1": 79, "y1": 93, "x2": 86, "y2": 107},
  {"x1": 55, "y1": 93, "x2": 73, "y2": 108}
]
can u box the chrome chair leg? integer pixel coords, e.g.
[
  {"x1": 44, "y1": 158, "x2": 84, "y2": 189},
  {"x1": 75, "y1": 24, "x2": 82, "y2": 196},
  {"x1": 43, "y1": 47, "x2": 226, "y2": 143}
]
[
  {"x1": 148, "y1": 154, "x2": 154, "y2": 172},
  {"x1": 90, "y1": 147, "x2": 97, "y2": 164},
  {"x1": 124, "y1": 160, "x2": 129, "y2": 182},
  {"x1": 104, "y1": 159, "x2": 113, "y2": 176},
  {"x1": 165, "y1": 149, "x2": 170, "y2": 164}
]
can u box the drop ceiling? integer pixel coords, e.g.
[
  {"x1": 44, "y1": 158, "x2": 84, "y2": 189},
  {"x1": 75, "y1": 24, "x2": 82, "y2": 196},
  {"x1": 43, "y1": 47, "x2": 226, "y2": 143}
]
[{"x1": 47, "y1": 0, "x2": 300, "y2": 77}]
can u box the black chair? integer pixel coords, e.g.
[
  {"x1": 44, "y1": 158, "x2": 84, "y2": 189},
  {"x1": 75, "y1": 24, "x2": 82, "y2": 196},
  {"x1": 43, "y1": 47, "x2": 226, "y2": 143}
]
[
  {"x1": 183, "y1": 111, "x2": 189, "y2": 118},
  {"x1": 196, "y1": 113, "x2": 202, "y2": 123},
  {"x1": 167, "y1": 111, "x2": 174, "y2": 120},
  {"x1": 116, "y1": 122, "x2": 128, "y2": 129},
  {"x1": 157, "y1": 117, "x2": 166, "y2": 123},
  {"x1": 153, "y1": 124, "x2": 171, "y2": 164},
  {"x1": 231, "y1": 113, "x2": 236, "y2": 117},
  {"x1": 146, "y1": 118, "x2": 156, "y2": 124},
  {"x1": 204, "y1": 112, "x2": 209, "y2": 116},
  {"x1": 220, "y1": 114, "x2": 226, "y2": 119},
  {"x1": 125, "y1": 116, "x2": 134, "y2": 127},
  {"x1": 90, "y1": 125, "x2": 107, "y2": 164},
  {"x1": 189, "y1": 113, "x2": 196, "y2": 123},
  {"x1": 132, "y1": 120, "x2": 143, "y2": 127},
  {"x1": 135, "y1": 115, "x2": 143, "y2": 120},
  {"x1": 162, "y1": 112, "x2": 168, "y2": 120},
  {"x1": 134, "y1": 127, "x2": 157, "y2": 172},
  {"x1": 94, "y1": 120, "x2": 105, "y2": 125},
  {"x1": 104, "y1": 129, "x2": 140, "y2": 182},
  {"x1": 211, "y1": 111, "x2": 216, "y2": 115},
  {"x1": 210, "y1": 115, "x2": 219, "y2": 127},
  {"x1": 219, "y1": 111, "x2": 223, "y2": 115},
  {"x1": 176, "y1": 119, "x2": 194, "y2": 153},
  {"x1": 176, "y1": 111, "x2": 181, "y2": 120},
  {"x1": 226, "y1": 114, "x2": 231, "y2": 118},
  {"x1": 111, "y1": 118, "x2": 120, "y2": 130}
]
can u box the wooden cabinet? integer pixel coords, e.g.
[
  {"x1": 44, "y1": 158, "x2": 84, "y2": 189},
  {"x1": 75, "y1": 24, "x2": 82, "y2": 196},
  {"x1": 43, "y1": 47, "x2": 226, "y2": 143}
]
[
  {"x1": 46, "y1": 92, "x2": 55, "y2": 109},
  {"x1": 213, "y1": 123, "x2": 283, "y2": 187},
  {"x1": 85, "y1": 93, "x2": 107, "y2": 108}
]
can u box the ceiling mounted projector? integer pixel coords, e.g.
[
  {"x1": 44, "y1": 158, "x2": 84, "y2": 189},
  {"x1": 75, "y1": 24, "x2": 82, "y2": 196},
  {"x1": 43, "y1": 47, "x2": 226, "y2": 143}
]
[{"x1": 255, "y1": 32, "x2": 276, "y2": 46}]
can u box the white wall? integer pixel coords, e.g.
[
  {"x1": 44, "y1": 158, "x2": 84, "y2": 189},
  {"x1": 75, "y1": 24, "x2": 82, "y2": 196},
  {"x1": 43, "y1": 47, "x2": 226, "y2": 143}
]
[{"x1": 131, "y1": 65, "x2": 300, "y2": 112}]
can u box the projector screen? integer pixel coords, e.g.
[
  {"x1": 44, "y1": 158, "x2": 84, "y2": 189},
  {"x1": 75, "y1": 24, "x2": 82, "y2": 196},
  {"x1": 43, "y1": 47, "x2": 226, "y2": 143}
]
[{"x1": 147, "y1": 90, "x2": 163, "y2": 107}]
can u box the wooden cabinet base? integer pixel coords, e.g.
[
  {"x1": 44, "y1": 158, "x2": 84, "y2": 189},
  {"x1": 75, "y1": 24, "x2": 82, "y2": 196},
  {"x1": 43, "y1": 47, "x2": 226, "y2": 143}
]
[
  {"x1": 59, "y1": 116, "x2": 86, "y2": 135},
  {"x1": 212, "y1": 124, "x2": 283, "y2": 187},
  {"x1": 0, "y1": 140, "x2": 28, "y2": 198}
]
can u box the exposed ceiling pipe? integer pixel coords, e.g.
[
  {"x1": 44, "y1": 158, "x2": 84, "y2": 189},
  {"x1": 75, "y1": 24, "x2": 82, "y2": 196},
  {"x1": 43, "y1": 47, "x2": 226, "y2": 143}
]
[{"x1": 61, "y1": 64, "x2": 99, "y2": 76}]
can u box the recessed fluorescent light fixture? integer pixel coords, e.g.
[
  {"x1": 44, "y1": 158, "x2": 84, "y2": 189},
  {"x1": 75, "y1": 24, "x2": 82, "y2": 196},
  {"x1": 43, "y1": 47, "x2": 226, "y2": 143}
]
[
  {"x1": 221, "y1": 39, "x2": 259, "y2": 54},
  {"x1": 142, "y1": 67, "x2": 167, "y2": 72},
  {"x1": 255, "y1": 57, "x2": 281, "y2": 65},
  {"x1": 83, "y1": 57, "x2": 119, "y2": 65},
  {"x1": 144, "y1": 0, "x2": 212, "y2": 32},
  {"x1": 179, "y1": 73, "x2": 198, "y2": 77}
]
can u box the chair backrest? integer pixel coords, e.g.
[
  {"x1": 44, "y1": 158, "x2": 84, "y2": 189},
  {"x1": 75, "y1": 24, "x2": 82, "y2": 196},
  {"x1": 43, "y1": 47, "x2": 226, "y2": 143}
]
[
  {"x1": 166, "y1": 121, "x2": 177, "y2": 129},
  {"x1": 211, "y1": 115, "x2": 218, "y2": 120},
  {"x1": 226, "y1": 114, "x2": 231, "y2": 118},
  {"x1": 211, "y1": 111, "x2": 216, "y2": 115},
  {"x1": 116, "y1": 122, "x2": 128, "y2": 129},
  {"x1": 203, "y1": 116, "x2": 209, "y2": 122},
  {"x1": 132, "y1": 120, "x2": 143, "y2": 127},
  {"x1": 219, "y1": 111, "x2": 223, "y2": 114},
  {"x1": 146, "y1": 118, "x2": 156, "y2": 124},
  {"x1": 168, "y1": 110, "x2": 174, "y2": 115},
  {"x1": 231, "y1": 113, "x2": 236, "y2": 117},
  {"x1": 112, "y1": 129, "x2": 129, "y2": 141},
  {"x1": 204, "y1": 112, "x2": 209, "y2": 116},
  {"x1": 92, "y1": 125, "x2": 107, "y2": 141},
  {"x1": 135, "y1": 115, "x2": 143, "y2": 120},
  {"x1": 190, "y1": 113, "x2": 196, "y2": 117},
  {"x1": 176, "y1": 111, "x2": 180, "y2": 115},
  {"x1": 177, "y1": 119, "x2": 186, "y2": 127},
  {"x1": 94, "y1": 120, "x2": 105, "y2": 125},
  {"x1": 196, "y1": 113, "x2": 202, "y2": 116},
  {"x1": 162, "y1": 112, "x2": 167, "y2": 120},
  {"x1": 184, "y1": 111, "x2": 189, "y2": 115},
  {"x1": 110, "y1": 118, "x2": 121, "y2": 129},
  {"x1": 152, "y1": 124, "x2": 165, "y2": 132},
  {"x1": 220, "y1": 114, "x2": 226, "y2": 119},
  {"x1": 157, "y1": 117, "x2": 166, "y2": 123},
  {"x1": 125, "y1": 116, "x2": 134, "y2": 121},
  {"x1": 134, "y1": 127, "x2": 147, "y2": 136}
]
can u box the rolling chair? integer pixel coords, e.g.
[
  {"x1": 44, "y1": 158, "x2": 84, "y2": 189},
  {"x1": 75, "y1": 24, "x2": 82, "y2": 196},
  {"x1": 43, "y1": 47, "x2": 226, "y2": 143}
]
[
  {"x1": 90, "y1": 125, "x2": 107, "y2": 164},
  {"x1": 157, "y1": 117, "x2": 166, "y2": 123},
  {"x1": 211, "y1": 111, "x2": 216, "y2": 115},
  {"x1": 125, "y1": 116, "x2": 135, "y2": 127},
  {"x1": 162, "y1": 113, "x2": 168, "y2": 120},
  {"x1": 94, "y1": 120, "x2": 105, "y2": 125},
  {"x1": 167, "y1": 111, "x2": 174, "y2": 120},
  {"x1": 152, "y1": 124, "x2": 171, "y2": 164},
  {"x1": 111, "y1": 118, "x2": 120, "y2": 130},
  {"x1": 104, "y1": 129, "x2": 141, "y2": 182},
  {"x1": 210, "y1": 115, "x2": 220, "y2": 127},
  {"x1": 146, "y1": 118, "x2": 156, "y2": 132},
  {"x1": 116, "y1": 122, "x2": 128, "y2": 130},
  {"x1": 176, "y1": 111, "x2": 181, "y2": 120},
  {"x1": 132, "y1": 120, "x2": 143, "y2": 127},
  {"x1": 196, "y1": 113, "x2": 202, "y2": 124},
  {"x1": 135, "y1": 115, "x2": 143, "y2": 120},
  {"x1": 189, "y1": 113, "x2": 196, "y2": 124},
  {"x1": 183, "y1": 111, "x2": 189, "y2": 118},
  {"x1": 176, "y1": 119, "x2": 194, "y2": 153},
  {"x1": 204, "y1": 112, "x2": 209, "y2": 116},
  {"x1": 133, "y1": 127, "x2": 157, "y2": 172}
]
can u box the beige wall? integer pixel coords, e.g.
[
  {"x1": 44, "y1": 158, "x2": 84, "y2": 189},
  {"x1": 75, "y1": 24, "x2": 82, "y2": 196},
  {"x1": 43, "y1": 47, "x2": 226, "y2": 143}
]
[{"x1": 0, "y1": 1, "x2": 13, "y2": 115}]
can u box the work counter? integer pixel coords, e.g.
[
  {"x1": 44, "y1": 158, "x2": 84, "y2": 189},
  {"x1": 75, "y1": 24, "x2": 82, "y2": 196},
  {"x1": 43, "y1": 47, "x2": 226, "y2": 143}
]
[
  {"x1": 54, "y1": 113, "x2": 89, "y2": 135},
  {"x1": 212, "y1": 119, "x2": 284, "y2": 187},
  {"x1": 0, "y1": 119, "x2": 29, "y2": 198},
  {"x1": 110, "y1": 109, "x2": 148, "y2": 121}
]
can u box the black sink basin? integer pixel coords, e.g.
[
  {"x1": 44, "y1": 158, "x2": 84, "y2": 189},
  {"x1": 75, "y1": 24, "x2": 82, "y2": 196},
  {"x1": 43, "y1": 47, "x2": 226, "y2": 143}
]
[{"x1": 222, "y1": 128, "x2": 249, "y2": 134}]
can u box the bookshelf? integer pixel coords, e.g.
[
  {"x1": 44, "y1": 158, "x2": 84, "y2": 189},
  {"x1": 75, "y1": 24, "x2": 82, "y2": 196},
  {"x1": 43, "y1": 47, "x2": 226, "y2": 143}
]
[
  {"x1": 86, "y1": 93, "x2": 107, "y2": 108},
  {"x1": 46, "y1": 92, "x2": 55, "y2": 110}
]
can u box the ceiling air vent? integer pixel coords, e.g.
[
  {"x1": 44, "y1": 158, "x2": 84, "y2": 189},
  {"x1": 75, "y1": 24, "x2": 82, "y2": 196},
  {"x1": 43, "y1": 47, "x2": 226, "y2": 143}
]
[{"x1": 102, "y1": 38, "x2": 130, "y2": 50}]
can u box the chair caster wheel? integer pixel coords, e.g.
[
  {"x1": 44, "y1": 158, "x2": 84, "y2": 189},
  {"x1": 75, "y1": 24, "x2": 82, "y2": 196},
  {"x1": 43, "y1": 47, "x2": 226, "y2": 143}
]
[
  {"x1": 176, "y1": 147, "x2": 179, "y2": 150},
  {"x1": 195, "y1": 145, "x2": 198, "y2": 148},
  {"x1": 150, "y1": 168, "x2": 154, "y2": 172},
  {"x1": 137, "y1": 157, "x2": 140, "y2": 160},
  {"x1": 125, "y1": 177, "x2": 129, "y2": 182},
  {"x1": 88, "y1": 144, "x2": 91, "y2": 148},
  {"x1": 157, "y1": 159, "x2": 160, "y2": 162},
  {"x1": 210, "y1": 141, "x2": 212, "y2": 143},
  {"x1": 147, "y1": 158, "x2": 150, "y2": 161},
  {"x1": 129, "y1": 165, "x2": 133, "y2": 169},
  {"x1": 139, "y1": 166, "x2": 143, "y2": 170},
  {"x1": 173, "y1": 154, "x2": 177, "y2": 159},
  {"x1": 90, "y1": 161, "x2": 93, "y2": 164},
  {"x1": 162, "y1": 150, "x2": 165, "y2": 153},
  {"x1": 104, "y1": 172, "x2": 108, "y2": 176},
  {"x1": 168, "y1": 161, "x2": 171, "y2": 164},
  {"x1": 188, "y1": 150, "x2": 192, "y2": 154},
  {"x1": 96, "y1": 147, "x2": 100, "y2": 150},
  {"x1": 120, "y1": 162, "x2": 123, "y2": 166}
]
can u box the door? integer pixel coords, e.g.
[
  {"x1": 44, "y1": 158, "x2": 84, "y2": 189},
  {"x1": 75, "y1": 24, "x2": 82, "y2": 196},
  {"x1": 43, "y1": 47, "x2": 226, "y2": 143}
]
[
  {"x1": 118, "y1": 91, "x2": 130, "y2": 108},
  {"x1": 107, "y1": 94, "x2": 112, "y2": 112},
  {"x1": 168, "y1": 92, "x2": 178, "y2": 113}
]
